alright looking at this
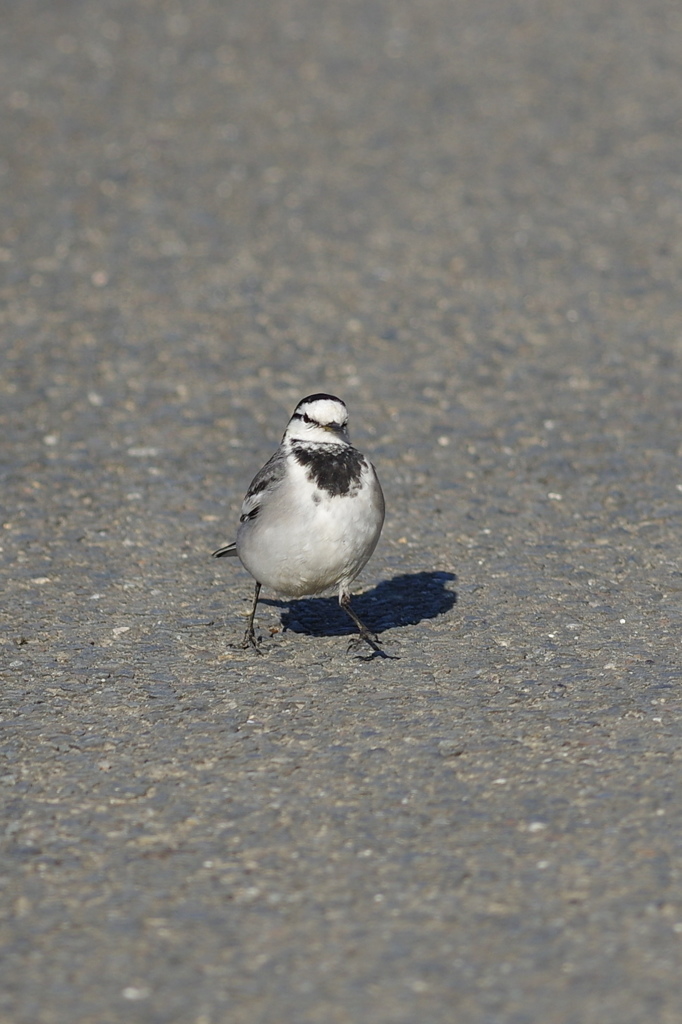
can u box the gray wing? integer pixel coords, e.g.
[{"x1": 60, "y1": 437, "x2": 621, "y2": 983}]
[
  {"x1": 212, "y1": 448, "x2": 286, "y2": 557},
  {"x1": 238, "y1": 448, "x2": 287, "y2": 524}
]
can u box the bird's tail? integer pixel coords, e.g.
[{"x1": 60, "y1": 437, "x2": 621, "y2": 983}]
[{"x1": 212, "y1": 542, "x2": 238, "y2": 558}]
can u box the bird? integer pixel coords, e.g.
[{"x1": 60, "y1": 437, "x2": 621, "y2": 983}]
[{"x1": 213, "y1": 393, "x2": 385, "y2": 653}]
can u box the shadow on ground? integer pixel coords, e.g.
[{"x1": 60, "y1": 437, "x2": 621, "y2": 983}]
[{"x1": 264, "y1": 571, "x2": 457, "y2": 637}]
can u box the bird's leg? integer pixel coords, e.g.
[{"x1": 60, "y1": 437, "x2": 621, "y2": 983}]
[
  {"x1": 241, "y1": 581, "x2": 262, "y2": 650},
  {"x1": 339, "y1": 590, "x2": 382, "y2": 654}
]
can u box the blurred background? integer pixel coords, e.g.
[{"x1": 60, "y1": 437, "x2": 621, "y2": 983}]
[{"x1": 2, "y1": 2, "x2": 682, "y2": 1022}]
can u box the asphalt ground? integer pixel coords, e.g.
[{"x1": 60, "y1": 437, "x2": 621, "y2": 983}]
[{"x1": 2, "y1": 1, "x2": 682, "y2": 1022}]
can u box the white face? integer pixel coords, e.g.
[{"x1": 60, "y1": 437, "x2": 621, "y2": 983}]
[{"x1": 284, "y1": 393, "x2": 350, "y2": 444}]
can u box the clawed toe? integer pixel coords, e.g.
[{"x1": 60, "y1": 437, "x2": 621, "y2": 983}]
[
  {"x1": 346, "y1": 629, "x2": 383, "y2": 655},
  {"x1": 231, "y1": 628, "x2": 263, "y2": 653},
  {"x1": 242, "y1": 630, "x2": 263, "y2": 653}
]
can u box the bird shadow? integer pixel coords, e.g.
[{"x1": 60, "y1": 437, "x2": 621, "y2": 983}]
[{"x1": 262, "y1": 571, "x2": 457, "y2": 638}]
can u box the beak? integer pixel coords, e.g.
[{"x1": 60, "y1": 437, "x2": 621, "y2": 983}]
[{"x1": 325, "y1": 422, "x2": 346, "y2": 436}]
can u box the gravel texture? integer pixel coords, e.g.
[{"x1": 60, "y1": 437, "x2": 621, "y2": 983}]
[{"x1": 2, "y1": 1, "x2": 682, "y2": 1022}]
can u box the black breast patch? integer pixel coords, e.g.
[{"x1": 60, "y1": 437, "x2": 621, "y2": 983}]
[{"x1": 293, "y1": 444, "x2": 366, "y2": 498}]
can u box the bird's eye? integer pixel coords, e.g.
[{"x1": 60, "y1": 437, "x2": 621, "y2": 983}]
[{"x1": 303, "y1": 413, "x2": 312, "y2": 424}]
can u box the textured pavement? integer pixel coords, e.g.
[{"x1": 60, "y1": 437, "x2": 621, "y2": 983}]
[{"x1": 2, "y1": 1, "x2": 682, "y2": 1022}]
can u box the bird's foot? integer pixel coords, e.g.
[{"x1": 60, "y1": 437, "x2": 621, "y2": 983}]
[
  {"x1": 232, "y1": 628, "x2": 263, "y2": 653},
  {"x1": 346, "y1": 629, "x2": 397, "y2": 660}
]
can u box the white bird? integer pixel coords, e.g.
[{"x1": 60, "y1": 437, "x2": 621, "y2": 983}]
[{"x1": 213, "y1": 393, "x2": 385, "y2": 653}]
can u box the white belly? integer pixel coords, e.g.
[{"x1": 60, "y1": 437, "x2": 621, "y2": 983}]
[{"x1": 236, "y1": 460, "x2": 384, "y2": 597}]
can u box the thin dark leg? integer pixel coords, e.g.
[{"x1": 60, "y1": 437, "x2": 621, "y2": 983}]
[
  {"x1": 339, "y1": 590, "x2": 383, "y2": 654},
  {"x1": 241, "y1": 581, "x2": 262, "y2": 650}
]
